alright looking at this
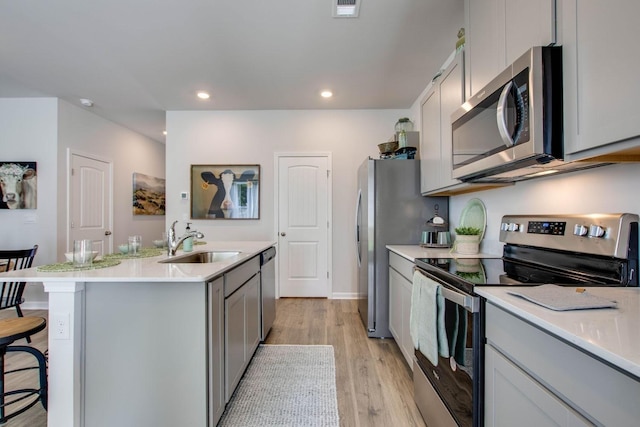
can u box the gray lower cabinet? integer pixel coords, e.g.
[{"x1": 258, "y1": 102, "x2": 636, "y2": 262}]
[
  {"x1": 224, "y1": 256, "x2": 261, "y2": 402},
  {"x1": 485, "y1": 345, "x2": 590, "y2": 426},
  {"x1": 207, "y1": 277, "x2": 225, "y2": 426},
  {"x1": 485, "y1": 302, "x2": 640, "y2": 426},
  {"x1": 388, "y1": 251, "x2": 414, "y2": 369}
]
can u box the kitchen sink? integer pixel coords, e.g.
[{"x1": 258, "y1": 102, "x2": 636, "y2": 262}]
[{"x1": 159, "y1": 251, "x2": 241, "y2": 264}]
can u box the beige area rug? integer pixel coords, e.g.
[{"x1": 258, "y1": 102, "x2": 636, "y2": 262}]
[{"x1": 218, "y1": 344, "x2": 339, "y2": 427}]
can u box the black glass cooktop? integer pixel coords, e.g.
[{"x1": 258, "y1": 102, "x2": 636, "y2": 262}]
[{"x1": 415, "y1": 251, "x2": 631, "y2": 294}]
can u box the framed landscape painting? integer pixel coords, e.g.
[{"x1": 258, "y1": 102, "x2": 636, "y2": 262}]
[
  {"x1": 191, "y1": 164, "x2": 260, "y2": 219},
  {"x1": 132, "y1": 172, "x2": 166, "y2": 215}
]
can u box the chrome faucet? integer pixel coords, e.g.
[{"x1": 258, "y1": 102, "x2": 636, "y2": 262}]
[{"x1": 167, "y1": 220, "x2": 205, "y2": 256}]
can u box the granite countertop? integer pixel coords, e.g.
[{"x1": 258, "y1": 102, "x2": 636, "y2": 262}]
[
  {"x1": 0, "y1": 241, "x2": 276, "y2": 283},
  {"x1": 476, "y1": 286, "x2": 640, "y2": 380},
  {"x1": 386, "y1": 244, "x2": 502, "y2": 262}
]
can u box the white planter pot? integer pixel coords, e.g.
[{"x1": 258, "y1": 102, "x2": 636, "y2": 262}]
[{"x1": 454, "y1": 235, "x2": 481, "y2": 255}]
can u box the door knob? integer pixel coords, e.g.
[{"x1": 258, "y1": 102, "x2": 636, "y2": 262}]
[
  {"x1": 280, "y1": 232, "x2": 286, "y2": 237},
  {"x1": 105, "y1": 230, "x2": 112, "y2": 236}
]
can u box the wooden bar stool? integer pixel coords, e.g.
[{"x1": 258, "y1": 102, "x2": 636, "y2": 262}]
[
  {"x1": 0, "y1": 317, "x2": 47, "y2": 423},
  {"x1": 0, "y1": 245, "x2": 39, "y2": 344}
]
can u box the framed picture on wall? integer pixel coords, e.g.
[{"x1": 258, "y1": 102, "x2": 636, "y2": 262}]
[
  {"x1": 132, "y1": 172, "x2": 166, "y2": 215},
  {"x1": 0, "y1": 161, "x2": 37, "y2": 209},
  {"x1": 190, "y1": 164, "x2": 260, "y2": 220}
]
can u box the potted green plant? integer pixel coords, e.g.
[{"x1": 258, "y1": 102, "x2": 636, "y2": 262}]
[{"x1": 453, "y1": 226, "x2": 482, "y2": 254}]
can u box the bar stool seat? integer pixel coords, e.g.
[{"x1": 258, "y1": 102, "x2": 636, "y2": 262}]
[{"x1": 0, "y1": 317, "x2": 47, "y2": 423}]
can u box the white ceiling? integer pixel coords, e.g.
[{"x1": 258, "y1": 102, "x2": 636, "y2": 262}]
[{"x1": 0, "y1": 0, "x2": 463, "y2": 142}]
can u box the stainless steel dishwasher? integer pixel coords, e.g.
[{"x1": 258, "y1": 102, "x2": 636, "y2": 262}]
[{"x1": 260, "y1": 247, "x2": 276, "y2": 340}]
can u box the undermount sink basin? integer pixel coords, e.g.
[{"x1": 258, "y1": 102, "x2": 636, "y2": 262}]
[{"x1": 159, "y1": 251, "x2": 241, "y2": 264}]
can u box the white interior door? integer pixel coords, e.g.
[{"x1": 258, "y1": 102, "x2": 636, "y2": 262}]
[
  {"x1": 277, "y1": 155, "x2": 330, "y2": 297},
  {"x1": 69, "y1": 152, "x2": 113, "y2": 255}
]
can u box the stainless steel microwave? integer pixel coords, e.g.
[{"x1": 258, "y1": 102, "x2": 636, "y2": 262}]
[{"x1": 451, "y1": 46, "x2": 566, "y2": 183}]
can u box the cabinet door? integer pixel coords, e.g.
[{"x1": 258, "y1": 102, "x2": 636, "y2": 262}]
[
  {"x1": 421, "y1": 53, "x2": 465, "y2": 195},
  {"x1": 466, "y1": 0, "x2": 556, "y2": 98},
  {"x1": 208, "y1": 277, "x2": 225, "y2": 426},
  {"x1": 505, "y1": 0, "x2": 556, "y2": 65},
  {"x1": 245, "y1": 273, "x2": 261, "y2": 357},
  {"x1": 225, "y1": 286, "x2": 246, "y2": 401},
  {"x1": 465, "y1": 0, "x2": 505, "y2": 98},
  {"x1": 420, "y1": 86, "x2": 441, "y2": 194},
  {"x1": 562, "y1": 0, "x2": 640, "y2": 155},
  {"x1": 388, "y1": 267, "x2": 403, "y2": 342},
  {"x1": 485, "y1": 345, "x2": 592, "y2": 427},
  {"x1": 399, "y1": 276, "x2": 414, "y2": 370},
  {"x1": 439, "y1": 55, "x2": 464, "y2": 190}
]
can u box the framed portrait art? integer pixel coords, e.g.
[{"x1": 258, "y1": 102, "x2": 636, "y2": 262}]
[
  {"x1": 0, "y1": 161, "x2": 37, "y2": 209},
  {"x1": 191, "y1": 164, "x2": 260, "y2": 220}
]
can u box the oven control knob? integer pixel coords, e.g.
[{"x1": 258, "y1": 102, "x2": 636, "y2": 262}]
[
  {"x1": 588, "y1": 225, "x2": 606, "y2": 238},
  {"x1": 574, "y1": 224, "x2": 588, "y2": 236},
  {"x1": 508, "y1": 223, "x2": 520, "y2": 232},
  {"x1": 501, "y1": 222, "x2": 510, "y2": 231}
]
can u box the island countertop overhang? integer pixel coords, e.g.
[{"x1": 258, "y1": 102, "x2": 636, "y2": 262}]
[{"x1": 0, "y1": 240, "x2": 276, "y2": 283}]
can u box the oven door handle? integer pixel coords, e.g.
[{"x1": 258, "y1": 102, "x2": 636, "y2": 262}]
[{"x1": 440, "y1": 285, "x2": 480, "y2": 313}]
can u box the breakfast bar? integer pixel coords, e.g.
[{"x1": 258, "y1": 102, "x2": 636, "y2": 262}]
[{"x1": 0, "y1": 241, "x2": 275, "y2": 427}]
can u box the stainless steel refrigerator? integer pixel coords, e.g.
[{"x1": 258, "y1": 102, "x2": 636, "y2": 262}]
[{"x1": 356, "y1": 158, "x2": 447, "y2": 338}]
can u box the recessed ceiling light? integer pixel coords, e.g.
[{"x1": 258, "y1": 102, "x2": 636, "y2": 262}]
[
  {"x1": 197, "y1": 91, "x2": 210, "y2": 100},
  {"x1": 320, "y1": 90, "x2": 333, "y2": 98},
  {"x1": 80, "y1": 98, "x2": 94, "y2": 107}
]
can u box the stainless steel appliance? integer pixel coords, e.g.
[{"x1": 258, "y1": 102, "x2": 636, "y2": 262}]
[
  {"x1": 355, "y1": 158, "x2": 447, "y2": 338},
  {"x1": 413, "y1": 213, "x2": 638, "y2": 427},
  {"x1": 260, "y1": 247, "x2": 276, "y2": 340},
  {"x1": 451, "y1": 46, "x2": 607, "y2": 183}
]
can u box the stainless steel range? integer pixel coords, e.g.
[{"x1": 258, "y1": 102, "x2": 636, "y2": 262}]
[{"x1": 412, "y1": 213, "x2": 639, "y2": 427}]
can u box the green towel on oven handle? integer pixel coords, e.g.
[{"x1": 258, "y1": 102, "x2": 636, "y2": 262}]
[{"x1": 410, "y1": 270, "x2": 450, "y2": 366}]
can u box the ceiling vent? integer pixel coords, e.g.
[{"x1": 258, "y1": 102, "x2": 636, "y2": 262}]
[{"x1": 333, "y1": 0, "x2": 360, "y2": 18}]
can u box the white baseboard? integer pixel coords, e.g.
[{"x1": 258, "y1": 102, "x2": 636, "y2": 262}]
[
  {"x1": 331, "y1": 292, "x2": 358, "y2": 299},
  {"x1": 22, "y1": 301, "x2": 49, "y2": 310}
]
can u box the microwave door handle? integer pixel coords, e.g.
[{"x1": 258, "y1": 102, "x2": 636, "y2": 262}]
[{"x1": 496, "y1": 81, "x2": 515, "y2": 147}]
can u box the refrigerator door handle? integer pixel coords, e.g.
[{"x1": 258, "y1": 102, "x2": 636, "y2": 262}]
[{"x1": 355, "y1": 188, "x2": 362, "y2": 267}]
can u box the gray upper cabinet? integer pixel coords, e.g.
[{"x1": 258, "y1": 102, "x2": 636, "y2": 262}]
[
  {"x1": 561, "y1": 0, "x2": 640, "y2": 159},
  {"x1": 421, "y1": 52, "x2": 464, "y2": 194},
  {"x1": 465, "y1": 0, "x2": 556, "y2": 99},
  {"x1": 421, "y1": 51, "x2": 509, "y2": 196}
]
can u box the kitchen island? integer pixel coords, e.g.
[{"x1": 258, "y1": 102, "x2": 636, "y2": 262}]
[{"x1": 0, "y1": 240, "x2": 276, "y2": 427}]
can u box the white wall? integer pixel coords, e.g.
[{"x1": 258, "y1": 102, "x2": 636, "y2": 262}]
[
  {"x1": 449, "y1": 163, "x2": 640, "y2": 254},
  {"x1": 0, "y1": 98, "x2": 165, "y2": 307},
  {"x1": 0, "y1": 98, "x2": 59, "y2": 305},
  {"x1": 57, "y1": 100, "x2": 166, "y2": 254},
  {"x1": 166, "y1": 109, "x2": 408, "y2": 296}
]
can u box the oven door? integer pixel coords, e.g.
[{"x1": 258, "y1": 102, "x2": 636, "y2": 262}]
[{"x1": 413, "y1": 268, "x2": 483, "y2": 427}]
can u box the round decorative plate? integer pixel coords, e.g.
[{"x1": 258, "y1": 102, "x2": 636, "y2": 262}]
[{"x1": 459, "y1": 198, "x2": 486, "y2": 241}]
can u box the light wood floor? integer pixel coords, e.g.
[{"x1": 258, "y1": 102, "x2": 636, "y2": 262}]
[
  {"x1": 4, "y1": 299, "x2": 426, "y2": 427},
  {"x1": 0, "y1": 308, "x2": 48, "y2": 427},
  {"x1": 265, "y1": 298, "x2": 426, "y2": 427}
]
